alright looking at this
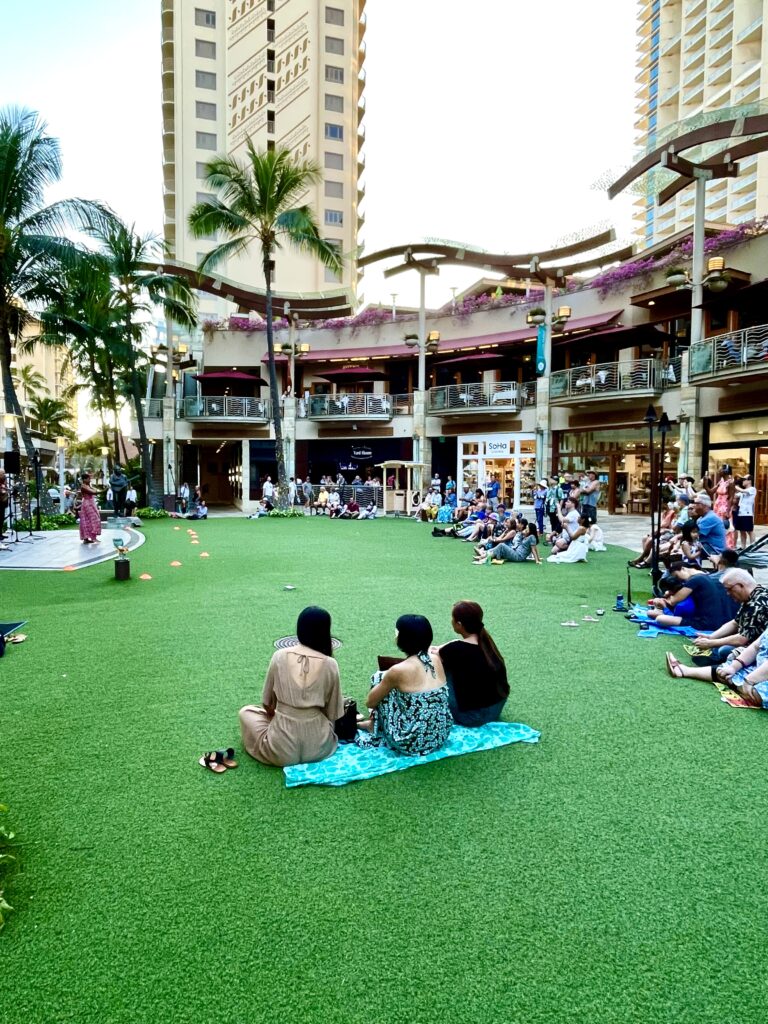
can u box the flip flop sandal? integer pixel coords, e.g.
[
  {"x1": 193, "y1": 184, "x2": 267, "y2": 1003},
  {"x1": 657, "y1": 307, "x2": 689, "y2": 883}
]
[
  {"x1": 7, "y1": 634, "x2": 27, "y2": 644},
  {"x1": 665, "y1": 652, "x2": 683, "y2": 678},
  {"x1": 216, "y1": 747, "x2": 238, "y2": 769},
  {"x1": 199, "y1": 751, "x2": 227, "y2": 773}
]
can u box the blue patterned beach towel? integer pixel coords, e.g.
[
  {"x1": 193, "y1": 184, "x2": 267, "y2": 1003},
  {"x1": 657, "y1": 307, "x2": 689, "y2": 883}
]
[{"x1": 283, "y1": 721, "x2": 541, "y2": 788}]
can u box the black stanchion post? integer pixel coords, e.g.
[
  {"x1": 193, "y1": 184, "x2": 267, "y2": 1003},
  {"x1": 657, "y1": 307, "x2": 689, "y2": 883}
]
[
  {"x1": 32, "y1": 450, "x2": 43, "y2": 533},
  {"x1": 654, "y1": 413, "x2": 671, "y2": 593}
]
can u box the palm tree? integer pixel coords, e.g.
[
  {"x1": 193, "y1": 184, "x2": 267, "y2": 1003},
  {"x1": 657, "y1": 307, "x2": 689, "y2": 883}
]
[
  {"x1": 12, "y1": 364, "x2": 47, "y2": 408},
  {"x1": 188, "y1": 144, "x2": 342, "y2": 505},
  {"x1": 0, "y1": 107, "x2": 106, "y2": 461},
  {"x1": 26, "y1": 395, "x2": 72, "y2": 440},
  {"x1": 91, "y1": 218, "x2": 197, "y2": 507},
  {"x1": 31, "y1": 256, "x2": 131, "y2": 467}
]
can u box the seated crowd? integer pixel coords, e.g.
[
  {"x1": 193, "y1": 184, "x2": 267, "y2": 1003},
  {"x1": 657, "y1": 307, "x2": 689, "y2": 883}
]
[
  {"x1": 237, "y1": 601, "x2": 511, "y2": 769},
  {"x1": 428, "y1": 471, "x2": 606, "y2": 566}
]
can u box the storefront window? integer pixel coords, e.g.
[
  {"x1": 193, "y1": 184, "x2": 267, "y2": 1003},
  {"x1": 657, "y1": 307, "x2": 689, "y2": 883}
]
[
  {"x1": 708, "y1": 416, "x2": 768, "y2": 444},
  {"x1": 458, "y1": 434, "x2": 536, "y2": 507}
]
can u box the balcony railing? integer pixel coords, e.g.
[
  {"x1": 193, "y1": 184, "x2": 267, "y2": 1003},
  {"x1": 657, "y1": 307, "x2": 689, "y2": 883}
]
[
  {"x1": 181, "y1": 396, "x2": 271, "y2": 420},
  {"x1": 427, "y1": 381, "x2": 535, "y2": 414},
  {"x1": 141, "y1": 398, "x2": 165, "y2": 418},
  {"x1": 689, "y1": 324, "x2": 768, "y2": 382},
  {"x1": 549, "y1": 359, "x2": 679, "y2": 403},
  {"x1": 303, "y1": 393, "x2": 411, "y2": 419}
]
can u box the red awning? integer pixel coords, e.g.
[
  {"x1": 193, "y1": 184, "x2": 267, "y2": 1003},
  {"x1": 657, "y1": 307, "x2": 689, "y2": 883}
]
[
  {"x1": 436, "y1": 351, "x2": 507, "y2": 366},
  {"x1": 314, "y1": 366, "x2": 389, "y2": 381},
  {"x1": 193, "y1": 370, "x2": 267, "y2": 384},
  {"x1": 261, "y1": 311, "x2": 623, "y2": 363}
]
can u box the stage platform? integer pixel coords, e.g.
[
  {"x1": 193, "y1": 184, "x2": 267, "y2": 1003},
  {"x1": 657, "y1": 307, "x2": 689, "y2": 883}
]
[{"x1": 0, "y1": 526, "x2": 145, "y2": 571}]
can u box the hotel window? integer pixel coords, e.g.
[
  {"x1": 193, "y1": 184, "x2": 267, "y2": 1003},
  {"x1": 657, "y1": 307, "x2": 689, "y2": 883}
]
[
  {"x1": 196, "y1": 161, "x2": 209, "y2": 178},
  {"x1": 325, "y1": 65, "x2": 344, "y2": 84},
  {"x1": 324, "y1": 181, "x2": 343, "y2": 198},
  {"x1": 267, "y1": 0, "x2": 275, "y2": 9},
  {"x1": 325, "y1": 36, "x2": 344, "y2": 55},
  {"x1": 196, "y1": 131, "x2": 217, "y2": 150},
  {"x1": 325, "y1": 94, "x2": 344, "y2": 113},
  {"x1": 195, "y1": 9, "x2": 216, "y2": 28},
  {"x1": 325, "y1": 151, "x2": 343, "y2": 170},
  {"x1": 324, "y1": 210, "x2": 343, "y2": 226},
  {"x1": 325, "y1": 123, "x2": 343, "y2": 140},
  {"x1": 267, "y1": 18, "x2": 276, "y2": 42},
  {"x1": 267, "y1": 48, "x2": 276, "y2": 73},
  {"x1": 267, "y1": 140, "x2": 275, "y2": 152},
  {"x1": 195, "y1": 70, "x2": 217, "y2": 89},
  {"x1": 267, "y1": 111, "x2": 275, "y2": 134},
  {"x1": 195, "y1": 39, "x2": 216, "y2": 58},
  {"x1": 196, "y1": 101, "x2": 217, "y2": 120},
  {"x1": 326, "y1": 6, "x2": 344, "y2": 25},
  {"x1": 324, "y1": 267, "x2": 342, "y2": 283}
]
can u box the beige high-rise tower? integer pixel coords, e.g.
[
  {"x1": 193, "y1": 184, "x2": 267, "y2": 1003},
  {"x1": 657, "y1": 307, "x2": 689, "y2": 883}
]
[
  {"x1": 634, "y1": 0, "x2": 768, "y2": 245},
  {"x1": 161, "y1": 0, "x2": 365, "y2": 316}
]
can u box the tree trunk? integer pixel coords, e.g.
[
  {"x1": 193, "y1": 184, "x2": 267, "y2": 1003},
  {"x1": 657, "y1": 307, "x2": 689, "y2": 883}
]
[
  {"x1": 0, "y1": 319, "x2": 36, "y2": 462},
  {"x1": 124, "y1": 307, "x2": 155, "y2": 507},
  {"x1": 263, "y1": 257, "x2": 289, "y2": 510}
]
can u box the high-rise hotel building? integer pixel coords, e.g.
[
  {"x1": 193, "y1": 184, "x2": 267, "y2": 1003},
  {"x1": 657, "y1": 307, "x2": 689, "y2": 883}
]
[
  {"x1": 634, "y1": 0, "x2": 768, "y2": 245},
  {"x1": 161, "y1": 1, "x2": 366, "y2": 317}
]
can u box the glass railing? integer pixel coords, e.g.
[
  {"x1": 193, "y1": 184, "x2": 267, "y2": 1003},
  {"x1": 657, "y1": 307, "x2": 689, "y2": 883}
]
[
  {"x1": 549, "y1": 359, "x2": 674, "y2": 401},
  {"x1": 736, "y1": 14, "x2": 762, "y2": 43},
  {"x1": 181, "y1": 396, "x2": 271, "y2": 419},
  {"x1": 141, "y1": 398, "x2": 164, "y2": 418},
  {"x1": 302, "y1": 393, "x2": 411, "y2": 418},
  {"x1": 427, "y1": 381, "x2": 535, "y2": 413},
  {"x1": 689, "y1": 324, "x2": 768, "y2": 379}
]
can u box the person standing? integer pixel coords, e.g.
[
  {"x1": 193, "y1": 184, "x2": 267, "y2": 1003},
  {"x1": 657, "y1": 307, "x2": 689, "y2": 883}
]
[
  {"x1": 0, "y1": 468, "x2": 8, "y2": 539},
  {"x1": 288, "y1": 477, "x2": 297, "y2": 506},
  {"x1": 109, "y1": 465, "x2": 128, "y2": 518},
  {"x1": 545, "y1": 476, "x2": 564, "y2": 534},
  {"x1": 125, "y1": 483, "x2": 138, "y2": 517},
  {"x1": 581, "y1": 470, "x2": 601, "y2": 524},
  {"x1": 302, "y1": 476, "x2": 313, "y2": 509},
  {"x1": 734, "y1": 474, "x2": 757, "y2": 547},
  {"x1": 533, "y1": 479, "x2": 547, "y2": 534},
  {"x1": 262, "y1": 475, "x2": 275, "y2": 503},
  {"x1": 179, "y1": 481, "x2": 190, "y2": 513},
  {"x1": 78, "y1": 473, "x2": 102, "y2": 544},
  {"x1": 486, "y1": 475, "x2": 500, "y2": 511}
]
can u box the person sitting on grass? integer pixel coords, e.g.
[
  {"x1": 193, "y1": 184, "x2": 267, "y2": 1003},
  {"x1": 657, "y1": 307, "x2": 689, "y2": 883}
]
[
  {"x1": 239, "y1": 606, "x2": 343, "y2": 767},
  {"x1": 436, "y1": 601, "x2": 509, "y2": 727},
  {"x1": 548, "y1": 497, "x2": 580, "y2": 551},
  {"x1": 676, "y1": 569, "x2": 768, "y2": 665},
  {"x1": 547, "y1": 516, "x2": 590, "y2": 564},
  {"x1": 358, "y1": 501, "x2": 377, "y2": 520},
  {"x1": 586, "y1": 521, "x2": 607, "y2": 551},
  {"x1": 646, "y1": 560, "x2": 736, "y2": 631},
  {"x1": 475, "y1": 522, "x2": 541, "y2": 565},
  {"x1": 666, "y1": 625, "x2": 768, "y2": 709},
  {"x1": 471, "y1": 514, "x2": 518, "y2": 556},
  {"x1": 356, "y1": 614, "x2": 452, "y2": 756},
  {"x1": 187, "y1": 499, "x2": 208, "y2": 520}
]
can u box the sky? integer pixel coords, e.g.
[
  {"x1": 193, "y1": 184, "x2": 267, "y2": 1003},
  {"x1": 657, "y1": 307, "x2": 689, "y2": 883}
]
[{"x1": 1, "y1": 0, "x2": 639, "y2": 309}]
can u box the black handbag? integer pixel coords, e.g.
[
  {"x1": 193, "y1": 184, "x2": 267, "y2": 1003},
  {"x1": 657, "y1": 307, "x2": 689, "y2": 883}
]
[{"x1": 334, "y1": 697, "x2": 358, "y2": 742}]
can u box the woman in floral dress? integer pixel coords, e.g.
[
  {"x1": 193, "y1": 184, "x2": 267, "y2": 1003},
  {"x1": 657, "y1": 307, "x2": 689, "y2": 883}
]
[
  {"x1": 357, "y1": 614, "x2": 452, "y2": 755},
  {"x1": 713, "y1": 465, "x2": 736, "y2": 548},
  {"x1": 78, "y1": 473, "x2": 102, "y2": 544}
]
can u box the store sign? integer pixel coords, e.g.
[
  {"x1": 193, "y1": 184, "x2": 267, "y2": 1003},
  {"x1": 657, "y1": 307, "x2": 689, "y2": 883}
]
[
  {"x1": 351, "y1": 445, "x2": 373, "y2": 460},
  {"x1": 484, "y1": 438, "x2": 511, "y2": 457}
]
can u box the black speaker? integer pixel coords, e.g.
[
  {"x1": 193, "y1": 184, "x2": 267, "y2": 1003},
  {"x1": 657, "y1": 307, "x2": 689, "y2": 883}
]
[{"x1": 4, "y1": 451, "x2": 20, "y2": 475}]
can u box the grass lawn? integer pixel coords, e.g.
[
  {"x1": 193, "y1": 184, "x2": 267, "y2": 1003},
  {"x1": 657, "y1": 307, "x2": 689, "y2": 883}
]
[{"x1": 2, "y1": 517, "x2": 767, "y2": 1024}]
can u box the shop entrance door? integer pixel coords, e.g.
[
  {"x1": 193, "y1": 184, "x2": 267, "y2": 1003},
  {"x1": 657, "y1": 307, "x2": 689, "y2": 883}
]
[{"x1": 755, "y1": 448, "x2": 768, "y2": 525}]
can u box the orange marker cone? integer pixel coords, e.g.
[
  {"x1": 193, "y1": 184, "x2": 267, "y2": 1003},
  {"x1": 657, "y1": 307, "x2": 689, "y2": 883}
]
[
  {"x1": 139, "y1": 573, "x2": 153, "y2": 580},
  {"x1": 170, "y1": 561, "x2": 182, "y2": 567},
  {"x1": 200, "y1": 552, "x2": 210, "y2": 558}
]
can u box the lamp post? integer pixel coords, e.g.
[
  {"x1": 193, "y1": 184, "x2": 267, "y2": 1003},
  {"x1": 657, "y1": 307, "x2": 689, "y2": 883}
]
[
  {"x1": 644, "y1": 405, "x2": 670, "y2": 593},
  {"x1": 31, "y1": 438, "x2": 42, "y2": 532},
  {"x1": 56, "y1": 436, "x2": 67, "y2": 490},
  {"x1": 4, "y1": 412, "x2": 15, "y2": 461},
  {"x1": 280, "y1": 305, "x2": 310, "y2": 481}
]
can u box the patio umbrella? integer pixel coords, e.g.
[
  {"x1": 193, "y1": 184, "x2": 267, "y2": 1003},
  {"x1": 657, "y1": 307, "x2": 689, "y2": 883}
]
[
  {"x1": 192, "y1": 370, "x2": 268, "y2": 385},
  {"x1": 313, "y1": 366, "x2": 388, "y2": 382}
]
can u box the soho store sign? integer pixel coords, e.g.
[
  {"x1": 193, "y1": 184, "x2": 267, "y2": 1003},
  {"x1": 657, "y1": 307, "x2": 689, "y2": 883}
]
[{"x1": 484, "y1": 438, "x2": 511, "y2": 457}]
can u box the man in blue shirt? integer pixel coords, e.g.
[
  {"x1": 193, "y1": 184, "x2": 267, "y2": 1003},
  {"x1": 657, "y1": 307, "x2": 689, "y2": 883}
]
[
  {"x1": 487, "y1": 475, "x2": 501, "y2": 510},
  {"x1": 692, "y1": 492, "x2": 726, "y2": 557}
]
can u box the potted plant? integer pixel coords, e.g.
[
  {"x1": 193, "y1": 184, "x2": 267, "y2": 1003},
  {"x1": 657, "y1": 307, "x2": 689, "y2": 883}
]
[
  {"x1": 665, "y1": 267, "x2": 688, "y2": 287},
  {"x1": 528, "y1": 307, "x2": 547, "y2": 325}
]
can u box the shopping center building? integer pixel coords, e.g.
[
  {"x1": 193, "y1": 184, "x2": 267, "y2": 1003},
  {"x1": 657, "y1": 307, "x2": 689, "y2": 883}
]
[{"x1": 135, "y1": 224, "x2": 768, "y2": 522}]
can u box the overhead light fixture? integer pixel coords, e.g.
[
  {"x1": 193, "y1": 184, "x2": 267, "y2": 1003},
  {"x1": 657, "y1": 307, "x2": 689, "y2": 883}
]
[{"x1": 648, "y1": 300, "x2": 655, "y2": 306}]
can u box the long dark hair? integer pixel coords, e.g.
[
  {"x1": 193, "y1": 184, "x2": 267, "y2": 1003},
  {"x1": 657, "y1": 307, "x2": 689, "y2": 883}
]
[
  {"x1": 451, "y1": 601, "x2": 505, "y2": 672},
  {"x1": 296, "y1": 606, "x2": 333, "y2": 657},
  {"x1": 395, "y1": 614, "x2": 433, "y2": 656}
]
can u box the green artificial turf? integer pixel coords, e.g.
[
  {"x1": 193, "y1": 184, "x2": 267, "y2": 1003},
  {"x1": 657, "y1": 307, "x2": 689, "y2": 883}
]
[{"x1": 1, "y1": 518, "x2": 767, "y2": 1024}]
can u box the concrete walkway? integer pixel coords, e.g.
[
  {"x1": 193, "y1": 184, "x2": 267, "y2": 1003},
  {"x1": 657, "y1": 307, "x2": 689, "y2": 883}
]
[{"x1": 0, "y1": 526, "x2": 145, "y2": 571}]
